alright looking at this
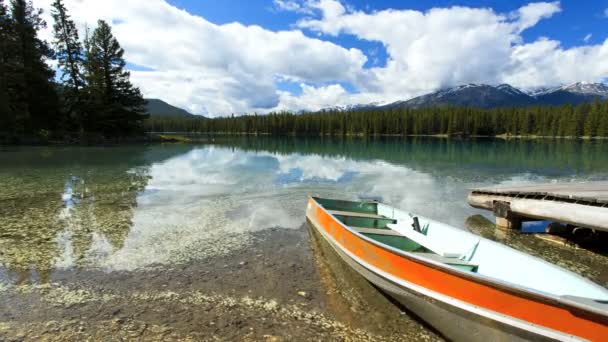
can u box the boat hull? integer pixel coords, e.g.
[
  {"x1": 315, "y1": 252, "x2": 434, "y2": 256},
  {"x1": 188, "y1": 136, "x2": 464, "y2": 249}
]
[
  {"x1": 306, "y1": 197, "x2": 608, "y2": 341},
  {"x1": 309, "y1": 217, "x2": 546, "y2": 341}
]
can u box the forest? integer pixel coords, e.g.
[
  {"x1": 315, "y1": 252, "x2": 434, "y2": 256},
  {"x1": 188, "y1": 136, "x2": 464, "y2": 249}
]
[
  {"x1": 145, "y1": 100, "x2": 608, "y2": 138},
  {"x1": 3, "y1": 1, "x2": 607, "y2": 142},
  {"x1": 0, "y1": 0, "x2": 146, "y2": 142}
]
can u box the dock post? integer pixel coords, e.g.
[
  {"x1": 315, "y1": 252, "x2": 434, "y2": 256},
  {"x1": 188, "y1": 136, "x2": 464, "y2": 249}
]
[
  {"x1": 493, "y1": 201, "x2": 521, "y2": 230},
  {"x1": 495, "y1": 217, "x2": 522, "y2": 230}
]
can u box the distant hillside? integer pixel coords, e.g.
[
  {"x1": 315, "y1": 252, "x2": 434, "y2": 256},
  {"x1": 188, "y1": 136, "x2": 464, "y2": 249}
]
[{"x1": 145, "y1": 99, "x2": 194, "y2": 117}]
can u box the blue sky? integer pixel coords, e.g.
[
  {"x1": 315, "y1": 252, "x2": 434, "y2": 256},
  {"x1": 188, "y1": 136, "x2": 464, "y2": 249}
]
[
  {"x1": 169, "y1": 0, "x2": 608, "y2": 49},
  {"x1": 165, "y1": 0, "x2": 608, "y2": 97},
  {"x1": 169, "y1": 0, "x2": 608, "y2": 48},
  {"x1": 40, "y1": 0, "x2": 608, "y2": 115}
]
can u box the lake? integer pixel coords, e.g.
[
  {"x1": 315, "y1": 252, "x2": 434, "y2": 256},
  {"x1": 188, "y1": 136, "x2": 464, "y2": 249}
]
[{"x1": 1, "y1": 137, "x2": 607, "y2": 340}]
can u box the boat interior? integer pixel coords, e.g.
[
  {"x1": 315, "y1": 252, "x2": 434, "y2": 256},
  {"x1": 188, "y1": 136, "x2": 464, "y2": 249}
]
[
  {"x1": 313, "y1": 197, "x2": 608, "y2": 303},
  {"x1": 314, "y1": 197, "x2": 480, "y2": 272}
]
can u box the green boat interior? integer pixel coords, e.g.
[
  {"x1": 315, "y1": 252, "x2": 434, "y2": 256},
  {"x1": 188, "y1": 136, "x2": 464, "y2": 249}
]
[{"x1": 314, "y1": 197, "x2": 479, "y2": 272}]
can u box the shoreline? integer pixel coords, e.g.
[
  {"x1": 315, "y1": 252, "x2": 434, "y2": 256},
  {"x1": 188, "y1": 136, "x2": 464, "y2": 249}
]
[{"x1": 1, "y1": 132, "x2": 607, "y2": 146}]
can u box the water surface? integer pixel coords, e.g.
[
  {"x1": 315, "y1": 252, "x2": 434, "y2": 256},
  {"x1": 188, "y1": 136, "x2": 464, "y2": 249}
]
[{"x1": 1, "y1": 138, "x2": 607, "y2": 340}]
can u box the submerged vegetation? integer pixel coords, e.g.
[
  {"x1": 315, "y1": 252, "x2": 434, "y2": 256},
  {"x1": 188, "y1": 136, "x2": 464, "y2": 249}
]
[
  {"x1": 146, "y1": 100, "x2": 608, "y2": 138},
  {"x1": 0, "y1": 0, "x2": 146, "y2": 143}
]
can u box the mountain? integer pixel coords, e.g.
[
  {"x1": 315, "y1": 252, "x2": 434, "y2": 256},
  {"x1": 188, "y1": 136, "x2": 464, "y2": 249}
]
[
  {"x1": 145, "y1": 99, "x2": 194, "y2": 117},
  {"x1": 533, "y1": 82, "x2": 608, "y2": 106},
  {"x1": 383, "y1": 84, "x2": 536, "y2": 109},
  {"x1": 323, "y1": 102, "x2": 382, "y2": 112},
  {"x1": 380, "y1": 82, "x2": 608, "y2": 109}
]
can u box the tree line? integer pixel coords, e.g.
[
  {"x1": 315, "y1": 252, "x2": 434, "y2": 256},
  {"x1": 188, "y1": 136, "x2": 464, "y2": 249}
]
[
  {"x1": 0, "y1": 0, "x2": 146, "y2": 141},
  {"x1": 145, "y1": 100, "x2": 608, "y2": 138}
]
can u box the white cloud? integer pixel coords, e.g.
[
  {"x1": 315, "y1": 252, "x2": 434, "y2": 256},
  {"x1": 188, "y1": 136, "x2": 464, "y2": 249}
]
[
  {"x1": 34, "y1": 0, "x2": 608, "y2": 115},
  {"x1": 297, "y1": 0, "x2": 607, "y2": 98},
  {"x1": 583, "y1": 33, "x2": 592, "y2": 42},
  {"x1": 275, "y1": 83, "x2": 380, "y2": 112},
  {"x1": 604, "y1": 8, "x2": 608, "y2": 18},
  {"x1": 273, "y1": 0, "x2": 313, "y2": 14},
  {"x1": 502, "y1": 37, "x2": 608, "y2": 88},
  {"x1": 37, "y1": 0, "x2": 367, "y2": 115},
  {"x1": 512, "y1": 1, "x2": 561, "y2": 33}
]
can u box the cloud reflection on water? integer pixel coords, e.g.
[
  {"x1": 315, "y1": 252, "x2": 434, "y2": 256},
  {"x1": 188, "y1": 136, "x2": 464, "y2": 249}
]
[
  {"x1": 96, "y1": 146, "x2": 481, "y2": 271},
  {"x1": 2, "y1": 142, "x2": 603, "y2": 279}
]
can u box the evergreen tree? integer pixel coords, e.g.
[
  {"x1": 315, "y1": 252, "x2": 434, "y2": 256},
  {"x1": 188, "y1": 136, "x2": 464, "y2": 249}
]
[
  {"x1": 0, "y1": 0, "x2": 14, "y2": 129},
  {"x1": 51, "y1": 0, "x2": 84, "y2": 129},
  {"x1": 85, "y1": 20, "x2": 146, "y2": 134},
  {"x1": 11, "y1": 0, "x2": 59, "y2": 132}
]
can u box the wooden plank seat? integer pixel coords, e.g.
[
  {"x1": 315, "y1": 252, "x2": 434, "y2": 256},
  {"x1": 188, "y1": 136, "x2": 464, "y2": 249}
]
[
  {"x1": 350, "y1": 226, "x2": 404, "y2": 237},
  {"x1": 328, "y1": 210, "x2": 387, "y2": 219},
  {"x1": 411, "y1": 252, "x2": 478, "y2": 267}
]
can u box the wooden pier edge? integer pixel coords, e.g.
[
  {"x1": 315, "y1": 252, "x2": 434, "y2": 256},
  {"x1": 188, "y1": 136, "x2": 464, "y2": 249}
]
[{"x1": 468, "y1": 182, "x2": 608, "y2": 233}]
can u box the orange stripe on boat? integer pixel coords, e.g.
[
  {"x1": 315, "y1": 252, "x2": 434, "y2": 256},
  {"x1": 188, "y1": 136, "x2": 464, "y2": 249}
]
[{"x1": 309, "y1": 199, "x2": 608, "y2": 341}]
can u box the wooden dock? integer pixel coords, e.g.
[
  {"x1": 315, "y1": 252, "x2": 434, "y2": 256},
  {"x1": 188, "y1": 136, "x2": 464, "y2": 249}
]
[{"x1": 468, "y1": 182, "x2": 608, "y2": 232}]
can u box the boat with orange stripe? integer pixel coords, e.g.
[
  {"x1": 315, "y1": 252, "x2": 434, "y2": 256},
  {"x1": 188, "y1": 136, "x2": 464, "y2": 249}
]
[{"x1": 306, "y1": 197, "x2": 608, "y2": 341}]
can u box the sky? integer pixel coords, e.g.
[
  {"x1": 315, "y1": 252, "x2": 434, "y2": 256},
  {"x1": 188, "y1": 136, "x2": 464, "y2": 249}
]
[{"x1": 36, "y1": 0, "x2": 608, "y2": 116}]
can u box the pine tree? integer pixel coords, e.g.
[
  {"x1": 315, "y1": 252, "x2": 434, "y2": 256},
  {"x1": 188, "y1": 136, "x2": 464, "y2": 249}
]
[
  {"x1": 85, "y1": 20, "x2": 146, "y2": 134},
  {"x1": 11, "y1": 0, "x2": 59, "y2": 133},
  {"x1": 0, "y1": 0, "x2": 13, "y2": 129},
  {"x1": 1, "y1": 0, "x2": 31, "y2": 133},
  {"x1": 51, "y1": 0, "x2": 84, "y2": 129}
]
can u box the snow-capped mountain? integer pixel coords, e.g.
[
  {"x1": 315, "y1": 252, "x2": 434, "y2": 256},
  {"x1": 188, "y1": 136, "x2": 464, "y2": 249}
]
[
  {"x1": 532, "y1": 82, "x2": 608, "y2": 106},
  {"x1": 380, "y1": 82, "x2": 608, "y2": 109},
  {"x1": 381, "y1": 83, "x2": 536, "y2": 109},
  {"x1": 323, "y1": 102, "x2": 382, "y2": 112}
]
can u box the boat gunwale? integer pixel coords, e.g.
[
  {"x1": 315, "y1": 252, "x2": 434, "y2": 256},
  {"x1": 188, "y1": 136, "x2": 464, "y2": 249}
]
[{"x1": 308, "y1": 196, "x2": 608, "y2": 322}]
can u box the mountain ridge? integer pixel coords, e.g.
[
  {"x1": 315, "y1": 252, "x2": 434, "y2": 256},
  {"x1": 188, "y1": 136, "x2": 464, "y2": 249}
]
[
  {"x1": 380, "y1": 82, "x2": 608, "y2": 109},
  {"x1": 145, "y1": 99, "x2": 195, "y2": 117}
]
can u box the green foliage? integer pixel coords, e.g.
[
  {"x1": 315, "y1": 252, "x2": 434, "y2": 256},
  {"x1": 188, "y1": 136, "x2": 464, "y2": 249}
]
[
  {"x1": 51, "y1": 0, "x2": 84, "y2": 129},
  {"x1": 82, "y1": 20, "x2": 147, "y2": 135},
  {"x1": 0, "y1": 0, "x2": 15, "y2": 128},
  {"x1": 144, "y1": 101, "x2": 608, "y2": 138},
  {"x1": 6, "y1": 0, "x2": 59, "y2": 133},
  {"x1": 1, "y1": 0, "x2": 147, "y2": 140}
]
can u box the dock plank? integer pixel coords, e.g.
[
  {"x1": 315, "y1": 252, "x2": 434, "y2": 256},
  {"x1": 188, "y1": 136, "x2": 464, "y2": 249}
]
[
  {"x1": 470, "y1": 182, "x2": 608, "y2": 204},
  {"x1": 468, "y1": 181, "x2": 608, "y2": 232}
]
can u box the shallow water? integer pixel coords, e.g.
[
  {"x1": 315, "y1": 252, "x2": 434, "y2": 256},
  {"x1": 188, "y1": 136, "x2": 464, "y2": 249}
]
[{"x1": 1, "y1": 137, "x2": 607, "y2": 340}]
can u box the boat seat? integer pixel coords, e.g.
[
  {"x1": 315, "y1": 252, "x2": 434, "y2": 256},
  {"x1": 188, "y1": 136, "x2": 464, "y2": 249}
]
[
  {"x1": 412, "y1": 252, "x2": 478, "y2": 272},
  {"x1": 412, "y1": 252, "x2": 478, "y2": 267},
  {"x1": 328, "y1": 210, "x2": 387, "y2": 219},
  {"x1": 350, "y1": 226, "x2": 404, "y2": 237},
  {"x1": 386, "y1": 223, "x2": 465, "y2": 258}
]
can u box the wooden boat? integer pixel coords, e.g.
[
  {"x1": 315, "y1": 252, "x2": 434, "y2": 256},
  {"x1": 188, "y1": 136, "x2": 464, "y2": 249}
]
[{"x1": 306, "y1": 197, "x2": 608, "y2": 341}]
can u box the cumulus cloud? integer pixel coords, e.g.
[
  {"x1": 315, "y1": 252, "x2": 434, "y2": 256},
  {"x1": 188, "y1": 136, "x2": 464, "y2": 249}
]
[
  {"x1": 512, "y1": 1, "x2": 561, "y2": 33},
  {"x1": 37, "y1": 0, "x2": 367, "y2": 115},
  {"x1": 34, "y1": 0, "x2": 608, "y2": 115},
  {"x1": 297, "y1": 0, "x2": 607, "y2": 101}
]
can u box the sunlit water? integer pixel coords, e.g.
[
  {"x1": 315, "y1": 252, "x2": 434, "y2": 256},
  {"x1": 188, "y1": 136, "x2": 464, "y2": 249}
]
[
  {"x1": 1, "y1": 138, "x2": 608, "y2": 339},
  {"x1": 1, "y1": 138, "x2": 608, "y2": 278}
]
